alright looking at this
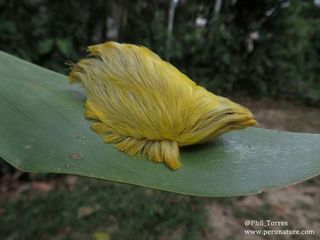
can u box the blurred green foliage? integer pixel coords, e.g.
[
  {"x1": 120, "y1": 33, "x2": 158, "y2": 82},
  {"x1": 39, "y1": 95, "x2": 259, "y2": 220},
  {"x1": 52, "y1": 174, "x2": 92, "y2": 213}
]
[
  {"x1": 0, "y1": 0, "x2": 319, "y2": 105},
  {"x1": 0, "y1": 178, "x2": 208, "y2": 240}
]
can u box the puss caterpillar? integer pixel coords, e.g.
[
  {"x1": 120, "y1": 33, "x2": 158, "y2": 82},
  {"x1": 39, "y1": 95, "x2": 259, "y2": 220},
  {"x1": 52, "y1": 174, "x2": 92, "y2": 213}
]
[{"x1": 69, "y1": 41, "x2": 256, "y2": 170}]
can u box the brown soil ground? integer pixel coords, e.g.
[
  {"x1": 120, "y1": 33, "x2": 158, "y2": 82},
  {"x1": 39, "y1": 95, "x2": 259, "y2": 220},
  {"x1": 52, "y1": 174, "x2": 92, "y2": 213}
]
[{"x1": 236, "y1": 97, "x2": 320, "y2": 133}]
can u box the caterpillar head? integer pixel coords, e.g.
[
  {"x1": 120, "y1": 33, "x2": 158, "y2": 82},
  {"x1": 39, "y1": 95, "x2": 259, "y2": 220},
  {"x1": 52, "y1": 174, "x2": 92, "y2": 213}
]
[{"x1": 177, "y1": 94, "x2": 257, "y2": 146}]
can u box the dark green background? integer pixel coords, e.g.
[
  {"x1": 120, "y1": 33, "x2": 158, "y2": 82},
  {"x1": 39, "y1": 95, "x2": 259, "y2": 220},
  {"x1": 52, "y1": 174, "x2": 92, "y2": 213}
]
[{"x1": 1, "y1": 0, "x2": 319, "y2": 106}]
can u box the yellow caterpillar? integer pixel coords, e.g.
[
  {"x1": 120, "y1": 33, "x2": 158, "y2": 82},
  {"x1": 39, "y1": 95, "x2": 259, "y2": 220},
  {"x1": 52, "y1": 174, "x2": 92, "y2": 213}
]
[{"x1": 69, "y1": 41, "x2": 256, "y2": 170}]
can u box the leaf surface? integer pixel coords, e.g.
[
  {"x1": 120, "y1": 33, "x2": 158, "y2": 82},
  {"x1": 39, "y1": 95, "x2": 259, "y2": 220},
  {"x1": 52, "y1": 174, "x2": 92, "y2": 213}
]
[{"x1": 0, "y1": 51, "x2": 319, "y2": 196}]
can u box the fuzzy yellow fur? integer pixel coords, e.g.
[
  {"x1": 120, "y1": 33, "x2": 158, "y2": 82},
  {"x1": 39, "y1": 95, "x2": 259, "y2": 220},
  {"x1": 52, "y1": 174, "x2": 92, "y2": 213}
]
[{"x1": 69, "y1": 41, "x2": 256, "y2": 170}]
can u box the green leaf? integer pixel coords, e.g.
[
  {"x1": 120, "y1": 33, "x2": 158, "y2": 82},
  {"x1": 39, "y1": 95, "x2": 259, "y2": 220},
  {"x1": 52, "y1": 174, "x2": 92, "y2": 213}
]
[
  {"x1": 38, "y1": 39, "x2": 54, "y2": 55},
  {"x1": 0, "y1": 51, "x2": 319, "y2": 197},
  {"x1": 56, "y1": 38, "x2": 72, "y2": 56}
]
